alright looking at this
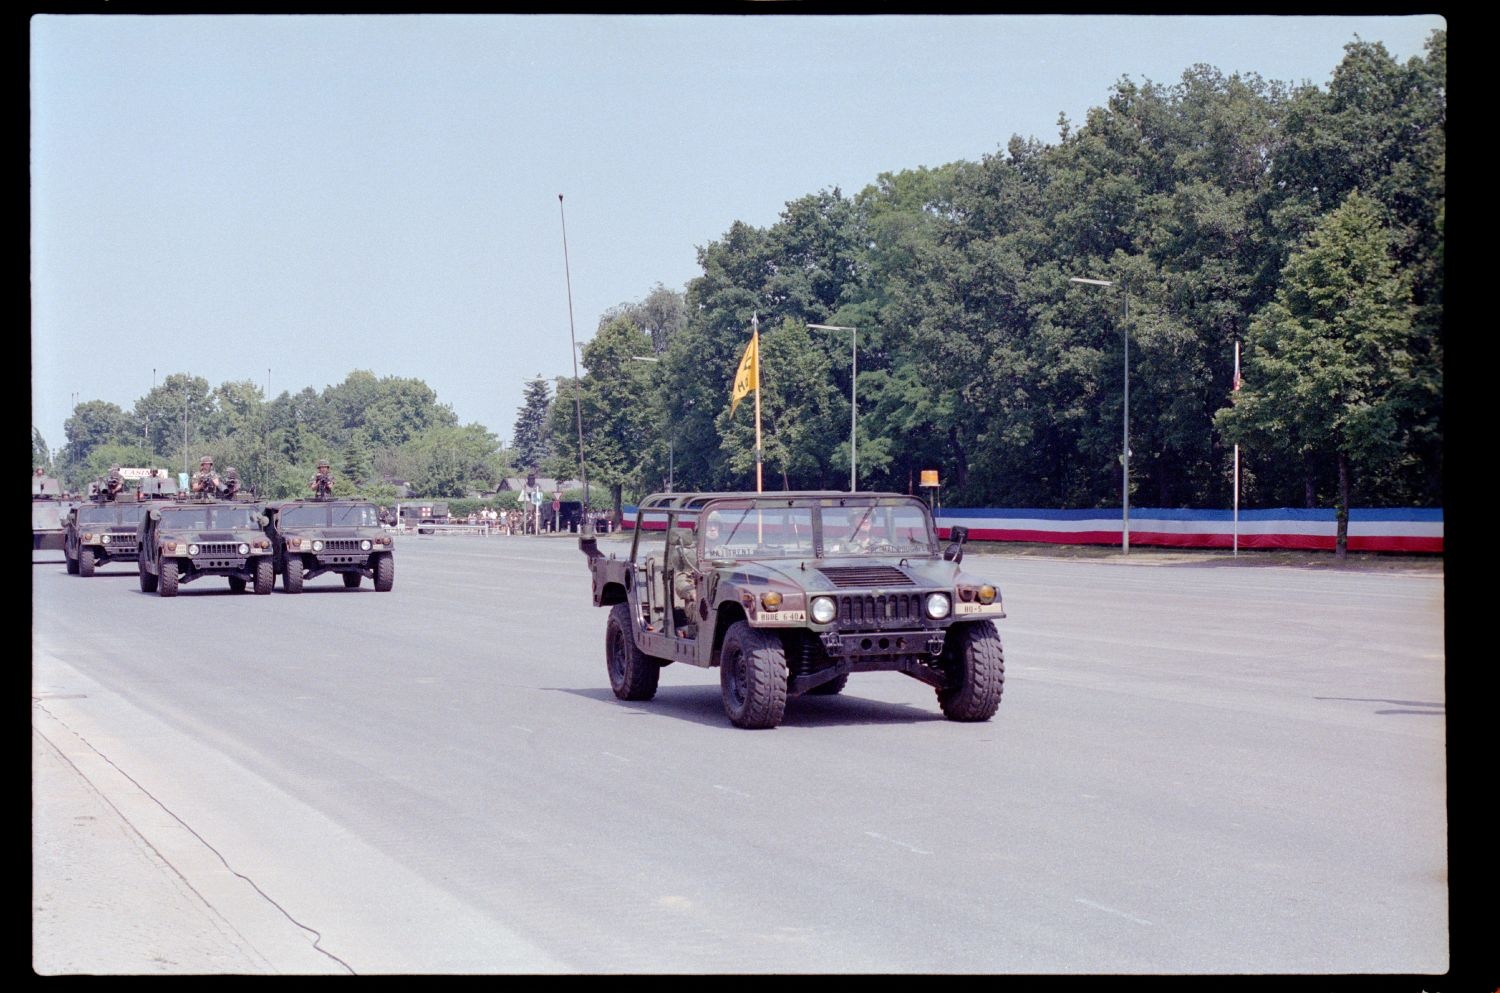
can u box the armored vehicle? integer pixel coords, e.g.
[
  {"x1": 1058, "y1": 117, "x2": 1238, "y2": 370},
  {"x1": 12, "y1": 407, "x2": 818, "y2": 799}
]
[
  {"x1": 136, "y1": 497, "x2": 273, "y2": 596},
  {"x1": 64, "y1": 500, "x2": 150, "y2": 576},
  {"x1": 262, "y1": 499, "x2": 394, "y2": 592},
  {"x1": 31, "y1": 472, "x2": 75, "y2": 552},
  {"x1": 580, "y1": 491, "x2": 1007, "y2": 729}
]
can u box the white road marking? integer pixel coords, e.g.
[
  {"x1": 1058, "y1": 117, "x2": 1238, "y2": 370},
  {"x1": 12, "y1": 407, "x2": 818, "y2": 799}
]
[
  {"x1": 1075, "y1": 898, "x2": 1153, "y2": 926},
  {"x1": 864, "y1": 830, "x2": 932, "y2": 856}
]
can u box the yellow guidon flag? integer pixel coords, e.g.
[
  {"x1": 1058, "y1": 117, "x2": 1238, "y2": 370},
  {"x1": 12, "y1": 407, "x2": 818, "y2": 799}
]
[{"x1": 730, "y1": 327, "x2": 759, "y2": 415}]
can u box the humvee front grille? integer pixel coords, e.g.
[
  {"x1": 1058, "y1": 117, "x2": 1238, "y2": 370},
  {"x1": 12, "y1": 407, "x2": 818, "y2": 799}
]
[
  {"x1": 817, "y1": 565, "x2": 914, "y2": 588},
  {"x1": 321, "y1": 539, "x2": 364, "y2": 552},
  {"x1": 838, "y1": 592, "x2": 923, "y2": 630},
  {"x1": 196, "y1": 542, "x2": 243, "y2": 556}
]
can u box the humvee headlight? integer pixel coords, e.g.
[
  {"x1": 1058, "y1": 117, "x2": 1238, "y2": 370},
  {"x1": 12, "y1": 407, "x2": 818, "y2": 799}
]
[
  {"x1": 361, "y1": 539, "x2": 373, "y2": 551},
  {"x1": 760, "y1": 591, "x2": 783, "y2": 611},
  {"x1": 188, "y1": 543, "x2": 200, "y2": 556},
  {"x1": 81, "y1": 532, "x2": 95, "y2": 543},
  {"x1": 925, "y1": 592, "x2": 952, "y2": 619},
  {"x1": 237, "y1": 543, "x2": 250, "y2": 555},
  {"x1": 312, "y1": 539, "x2": 324, "y2": 552},
  {"x1": 977, "y1": 584, "x2": 997, "y2": 605},
  {"x1": 99, "y1": 533, "x2": 110, "y2": 544},
  {"x1": 810, "y1": 596, "x2": 837, "y2": 624}
]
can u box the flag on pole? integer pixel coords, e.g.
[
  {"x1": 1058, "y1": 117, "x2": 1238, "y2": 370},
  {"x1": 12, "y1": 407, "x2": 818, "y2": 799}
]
[{"x1": 730, "y1": 327, "x2": 759, "y2": 414}]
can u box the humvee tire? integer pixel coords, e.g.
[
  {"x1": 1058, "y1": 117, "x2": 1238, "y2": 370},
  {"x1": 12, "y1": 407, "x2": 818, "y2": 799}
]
[
  {"x1": 138, "y1": 560, "x2": 157, "y2": 593},
  {"x1": 373, "y1": 553, "x2": 394, "y2": 592},
  {"x1": 283, "y1": 557, "x2": 304, "y2": 593},
  {"x1": 606, "y1": 602, "x2": 660, "y2": 701},
  {"x1": 720, "y1": 621, "x2": 788, "y2": 730},
  {"x1": 79, "y1": 548, "x2": 95, "y2": 578},
  {"x1": 66, "y1": 548, "x2": 79, "y2": 575},
  {"x1": 937, "y1": 622, "x2": 1005, "y2": 722},
  {"x1": 253, "y1": 558, "x2": 274, "y2": 595},
  {"x1": 159, "y1": 560, "x2": 179, "y2": 598}
]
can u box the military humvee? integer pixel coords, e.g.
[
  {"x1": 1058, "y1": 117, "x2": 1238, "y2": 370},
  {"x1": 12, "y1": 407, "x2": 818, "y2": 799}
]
[
  {"x1": 262, "y1": 499, "x2": 394, "y2": 592},
  {"x1": 136, "y1": 496, "x2": 274, "y2": 596},
  {"x1": 31, "y1": 472, "x2": 75, "y2": 552},
  {"x1": 64, "y1": 500, "x2": 149, "y2": 576},
  {"x1": 580, "y1": 491, "x2": 1007, "y2": 729}
]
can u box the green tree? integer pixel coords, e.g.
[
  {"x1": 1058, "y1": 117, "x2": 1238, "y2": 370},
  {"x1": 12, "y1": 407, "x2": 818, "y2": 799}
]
[
  {"x1": 547, "y1": 317, "x2": 656, "y2": 522},
  {"x1": 1215, "y1": 192, "x2": 1421, "y2": 556},
  {"x1": 512, "y1": 377, "x2": 553, "y2": 472},
  {"x1": 33, "y1": 427, "x2": 51, "y2": 471}
]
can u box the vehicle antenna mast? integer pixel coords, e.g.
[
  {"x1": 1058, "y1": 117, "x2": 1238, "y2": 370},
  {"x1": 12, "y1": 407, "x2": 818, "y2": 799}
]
[{"x1": 558, "y1": 193, "x2": 590, "y2": 526}]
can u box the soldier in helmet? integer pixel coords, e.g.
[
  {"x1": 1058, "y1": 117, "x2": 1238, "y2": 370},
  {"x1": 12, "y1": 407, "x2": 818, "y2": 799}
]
[
  {"x1": 102, "y1": 464, "x2": 125, "y2": 502},
  {"x1": 221, "y1": 466, "x2": 241, "y2": 500},
  {"x1": 310, "y1": 459, "x2": 333, "y2": 501},
  {"x1": 191, "y1": 455, "x2": 221, "y2": 496}
]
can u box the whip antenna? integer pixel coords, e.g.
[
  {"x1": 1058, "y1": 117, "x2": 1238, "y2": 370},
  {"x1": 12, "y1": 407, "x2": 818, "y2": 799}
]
[{"x1": 558, "y1": 194, "x2": 590, "y2": 521}]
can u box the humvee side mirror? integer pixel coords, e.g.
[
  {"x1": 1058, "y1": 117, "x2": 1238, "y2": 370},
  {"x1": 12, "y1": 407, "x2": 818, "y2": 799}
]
[
  {"x1": 943, "y1": 525, "x2": 969, "y2": 563},
  {"x1": 149, "y1": 509, "x2": 161, "y2": 521}
]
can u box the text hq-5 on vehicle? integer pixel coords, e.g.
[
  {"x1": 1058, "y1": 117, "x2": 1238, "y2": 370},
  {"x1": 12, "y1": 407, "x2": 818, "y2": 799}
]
[{"x1": 581, "y1": 491, "x2": 1006, "y2": 729}]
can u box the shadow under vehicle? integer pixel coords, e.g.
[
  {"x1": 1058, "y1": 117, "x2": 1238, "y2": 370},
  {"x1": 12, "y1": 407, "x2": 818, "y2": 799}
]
[
  {"x1": 262, "y1": 499, "x2": 394, "y2": 592},
  {"x1": 136, "y1": 497, "x2": 273, "y2": 597},
  {"x1": 580, "y1": 491, "x2": 1007, "y2": 729}
]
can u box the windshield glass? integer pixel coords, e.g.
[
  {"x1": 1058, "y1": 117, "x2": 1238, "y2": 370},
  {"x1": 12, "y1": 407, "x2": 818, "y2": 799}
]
[
  {"x1": 822, "y1": 501, "x2": 936, "y2": 558},
  {"x1": 694, "y1": 497, "x2": 935, "y2": 560},
  {"x1": 160, "y1": 506, "x2": 262, "y2": 530},
  {"x1": 78, "y1": 504, "x2": 147, "y2": 525},
  {"x1": 331, "y1": 503, "x2": 379, "y2": 526}
]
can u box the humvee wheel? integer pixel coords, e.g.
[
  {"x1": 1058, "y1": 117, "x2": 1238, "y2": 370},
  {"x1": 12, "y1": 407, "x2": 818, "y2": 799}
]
[
  {"x1": 606, "y1": 602, "x2": 659, "y2": 701},
  {"x1": 65, "y1": 548, "x2": 79, "y2": 575},
  {"x1": 79, "y1": 548, "x2": 95, "y2": 578},
  {"x1": 138, "y1": 560, "x2": 157, "y2": 593},
  {"x1": 228, "y1": 576, "x2": 247, "y2": 593},
  {"x1": 720, "y1": 621, "x2": 788, "y2": 729},
  {"x1": 283, "y1": 557, "x2": 304, "y2": 593},
  {"x1": 806, "y1": 672, "x2": 849, "y2": 696},
  {"x1": 253, "y1": 558, "x2": 274, "y2": 595},
  {"x1": 159, "y1": 560, "x2": 179, "y2": 598},
  {"x1": 936, "y1": 622, "x2": 1005, "y2": 721},
  {"x1": 343, "y1": 572, "x2": 362, "y2": 589},
  {"x1": 373, "y1": 553, "x2": 394, "y2": 592}
]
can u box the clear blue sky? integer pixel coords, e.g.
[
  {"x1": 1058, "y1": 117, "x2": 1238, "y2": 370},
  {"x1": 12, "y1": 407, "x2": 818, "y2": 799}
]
[{"x1": 29, "y1": 13, "x2": 1445, "y2": 457}]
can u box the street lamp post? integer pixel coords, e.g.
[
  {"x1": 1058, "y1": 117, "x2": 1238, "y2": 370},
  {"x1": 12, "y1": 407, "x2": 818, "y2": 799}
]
[
  {"x1": 808, "y1": 324, "x2": 858, "y2": 492},
  {"x1": 1069, "y1": 277, "x2": 1130, "y2": 555},
  {"x1": 629, "y1": 354, "x2": 673, "y2": 492}
]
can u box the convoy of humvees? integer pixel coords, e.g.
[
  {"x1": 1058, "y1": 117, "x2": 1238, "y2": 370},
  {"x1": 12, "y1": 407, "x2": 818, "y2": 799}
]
[
  {"x1": 137, "y1": 495, "x2": 274, "y2": 596},
  {"x1": 580, "y1": 491, "x2": 1007, "y2": 729},
  {"x1": 262, "y1": 499, "x2": 394, "y2": 592}
]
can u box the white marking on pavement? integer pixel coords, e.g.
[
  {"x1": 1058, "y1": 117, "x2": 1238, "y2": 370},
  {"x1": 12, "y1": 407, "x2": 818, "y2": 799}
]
[
  {"x1": 1076, "y1": 898, "x2": 1153, "y2": 926},
  {"x1": 864, "y1": 830, "x2": 932, "y2": 856},
  {"x1": 601, "y1": 751, "x2": 632, "y2": 763},
  {"x1": 712, "y1": 785, "x2": 750, "y2": 798}
]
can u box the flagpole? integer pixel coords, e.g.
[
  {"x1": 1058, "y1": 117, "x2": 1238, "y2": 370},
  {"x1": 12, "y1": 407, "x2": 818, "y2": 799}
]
[
  {"x1": 1232, "y1": 340, "x2": 1241, "y2": 557},
  {"x1": 752, "y1": 313, "x2": 763, "y2": 494}
]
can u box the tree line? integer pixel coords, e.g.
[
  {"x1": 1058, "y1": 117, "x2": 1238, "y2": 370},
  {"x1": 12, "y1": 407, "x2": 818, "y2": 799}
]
[
  {"x1": 39, "y1": 35, "x2": 1443, "y2": 540},
  {"x1": 544, "y1": 35, "x2": 1443, "y2": 540}
]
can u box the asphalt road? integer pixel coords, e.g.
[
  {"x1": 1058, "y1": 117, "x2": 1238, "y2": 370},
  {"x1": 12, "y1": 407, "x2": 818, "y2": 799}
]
[{"x1": 32, "y1": 534, "x2": 1448, "y2": 974}]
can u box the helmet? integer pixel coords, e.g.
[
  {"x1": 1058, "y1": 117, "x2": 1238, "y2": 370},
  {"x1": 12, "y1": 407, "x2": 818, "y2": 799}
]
[
  {"x1": 109, "y1": 464, "x2": 122, "y2": 473},
  {"x1": 317, "y1": 460, "x2": 330, "y2": 470},
  {"x1": 225, "y1": 467, "x2": 238, "y2": 478},
  {"x1": 200, "y1": 455, "x2": 213, "y2": 466}
]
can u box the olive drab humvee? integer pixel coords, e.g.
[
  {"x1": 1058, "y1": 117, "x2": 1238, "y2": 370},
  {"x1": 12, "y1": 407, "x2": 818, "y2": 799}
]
[
  {"x1": 137, "y1": 495, "x2": 273, "y2": 596},
  {"x1": 262, "y1": 499, "x2": 394, "y2": 592},
  {"x1": 580, "y1": 491, "x2": 1007, "y2": 729}
]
